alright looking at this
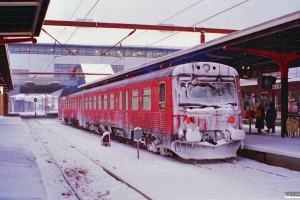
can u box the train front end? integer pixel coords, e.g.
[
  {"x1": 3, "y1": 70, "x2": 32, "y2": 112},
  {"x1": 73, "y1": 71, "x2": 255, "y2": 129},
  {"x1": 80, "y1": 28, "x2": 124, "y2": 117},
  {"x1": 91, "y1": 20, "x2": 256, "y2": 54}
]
[{"x1": 170, "y1": 62, "x2": 245, "y2": 159}]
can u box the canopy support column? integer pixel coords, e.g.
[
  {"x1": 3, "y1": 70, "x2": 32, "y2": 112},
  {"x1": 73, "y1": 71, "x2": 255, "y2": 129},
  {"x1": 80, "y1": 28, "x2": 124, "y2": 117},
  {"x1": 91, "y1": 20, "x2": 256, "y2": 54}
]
[{"x1": 223, "y1": 46, "x2": 300, "y2": 138}]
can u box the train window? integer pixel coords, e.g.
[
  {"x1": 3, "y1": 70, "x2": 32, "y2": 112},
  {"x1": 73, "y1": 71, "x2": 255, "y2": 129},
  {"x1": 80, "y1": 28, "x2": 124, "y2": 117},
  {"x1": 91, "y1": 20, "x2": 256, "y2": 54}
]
[
  {"x1": 85, "y1": 98, "x2": 88, "y2": 109},
  {"x1": 103, "y1": 94, "x2": 107, "y2": 110},
  {"x1": 94, "y1": 96, "x2": 97, "y2": 110},
  {"x1": 159, "y1": 82, "x2": 166, "y2": 110},
  {"x1": 110, "y1": 93, "x2": 114, "y2": 110},
  {"x1": 98, "y1": 95, "x2": 102, "y2": 110},
  {"x1": 119, "y1": 91, "x2": 122, "y2": 110},
  {"x1": 143, "y1": 88, "x2": 151, "y2": 110},
  {"x1": 132, "y1": 89, "x2": 139, "y2": 110},
  {"x1": 125, "y1": 91, "x2": 128, "y2": 110},
  {"x1": 90, "y1": 97, "x2": 92, "y2": 110}
]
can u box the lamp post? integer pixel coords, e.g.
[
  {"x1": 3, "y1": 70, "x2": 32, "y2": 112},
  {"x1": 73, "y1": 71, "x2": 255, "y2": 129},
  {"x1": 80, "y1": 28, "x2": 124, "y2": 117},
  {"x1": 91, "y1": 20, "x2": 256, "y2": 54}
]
[{"x1": 34, "y1": 98, "x2": 37, "y2": 117}]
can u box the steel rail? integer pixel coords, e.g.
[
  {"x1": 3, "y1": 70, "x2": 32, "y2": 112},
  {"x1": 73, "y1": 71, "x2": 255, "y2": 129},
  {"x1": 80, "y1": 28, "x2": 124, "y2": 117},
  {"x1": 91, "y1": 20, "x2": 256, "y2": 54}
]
[
  {"x1": 27, "y1": 118, "x2": 152, "y2": 200},
  {"x1": 24, "y1": 119, "x2": 83, "y2": 200}
]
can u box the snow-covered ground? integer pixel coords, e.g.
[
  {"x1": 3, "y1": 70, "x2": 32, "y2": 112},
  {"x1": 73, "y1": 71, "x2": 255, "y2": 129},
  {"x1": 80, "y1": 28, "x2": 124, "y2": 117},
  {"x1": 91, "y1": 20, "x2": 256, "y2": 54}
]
[
  {"x1": 18, "y1": 118, "x2": 300, "y2": 199},
  {"x1": 242, "y1": 123, "x2": 300, "y2": 158}
]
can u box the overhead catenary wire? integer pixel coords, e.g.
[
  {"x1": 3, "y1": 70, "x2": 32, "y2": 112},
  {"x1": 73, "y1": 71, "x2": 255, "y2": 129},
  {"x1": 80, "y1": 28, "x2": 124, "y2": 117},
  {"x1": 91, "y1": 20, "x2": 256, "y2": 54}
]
[
  {"x1": 84, "y1": 0, "x2": 205, "y2": 72},
  {"x1": 122, "y1": 0, "x2": 204, "y2": 45},
  {"x1": 31, "y1": 0, "x2": 83, "y2": 81},
  {"x1": 103, "y1": 0, "x2": 205, "y2": 71},
  {"x1": 105, "y1": 0, "x2": 248, "y2": 69},
  {"x1": 65, "y1": 0, "x2": 99, "y2": 44},
  {"x1": 146, "y1": 0, "x2": 249, "y2": 47}
]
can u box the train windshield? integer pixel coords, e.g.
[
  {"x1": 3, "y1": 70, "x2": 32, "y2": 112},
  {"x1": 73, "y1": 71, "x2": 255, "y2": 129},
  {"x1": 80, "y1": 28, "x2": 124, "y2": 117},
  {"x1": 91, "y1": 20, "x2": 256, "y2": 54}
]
[{"x1": 179, "y1": 76, "x2": 237, "y2": 106}]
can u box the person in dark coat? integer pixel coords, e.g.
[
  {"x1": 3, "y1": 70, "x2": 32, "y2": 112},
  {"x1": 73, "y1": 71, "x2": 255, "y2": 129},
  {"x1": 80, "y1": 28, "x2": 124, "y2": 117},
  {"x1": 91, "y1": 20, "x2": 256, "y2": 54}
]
[
  {"x1": 255, "y1": 103, "x2": 265, "y2": 133},
  {"x1": 265, "y1": 102, "x2": 277, "y2": 133}
]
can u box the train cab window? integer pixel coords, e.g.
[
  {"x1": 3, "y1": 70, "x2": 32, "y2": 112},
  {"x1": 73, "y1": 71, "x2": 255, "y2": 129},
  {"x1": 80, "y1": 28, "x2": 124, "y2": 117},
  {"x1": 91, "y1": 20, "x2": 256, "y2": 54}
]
[
  {"x1": 94, "y1": 96, "x2": 97, "y2": 110},
  {"x1": 110, "y1": 93, "x2": 114, "y2": 110},
  {"x1": 125, "y1": 91, "x2": 128, "y2": 110},
  {"x1": 143, "y1": 88, "x2": 151, "y2": 110},
  {"x1": 98, "y1": 95, "x2": 102, "y2": 110},
  {"x1": 119, "y1": 91, "x2": 122, "y2": 110},
  {"x1": 85, "y1": 98, "x2": 88, "y2": 109},
  {"x1": 159, "y1": 82, "x2": 166, "y2": 110},
  {"x1": 103, "y1": 94, "x2": 108, "y2": 110},
  {"x1": 132, "y1": 89, "x2": 139, "y2": 110}
]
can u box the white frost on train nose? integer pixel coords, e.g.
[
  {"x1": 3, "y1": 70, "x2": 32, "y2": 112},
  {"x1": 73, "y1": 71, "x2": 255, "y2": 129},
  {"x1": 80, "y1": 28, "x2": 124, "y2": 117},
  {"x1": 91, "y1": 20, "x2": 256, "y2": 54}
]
[
  {"x1": 227, "y1": 127, "x2": 245, "y2": 140},
  {"x1": 185, "y1": 128, "x2": 202, "y2": 142}
]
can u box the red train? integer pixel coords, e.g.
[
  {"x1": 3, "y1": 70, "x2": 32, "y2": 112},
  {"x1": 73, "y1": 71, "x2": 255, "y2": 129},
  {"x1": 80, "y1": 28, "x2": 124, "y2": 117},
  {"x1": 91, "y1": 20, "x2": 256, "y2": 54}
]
[{"x1": 58, "y1": 62, "x2": 245, "y2": 159}]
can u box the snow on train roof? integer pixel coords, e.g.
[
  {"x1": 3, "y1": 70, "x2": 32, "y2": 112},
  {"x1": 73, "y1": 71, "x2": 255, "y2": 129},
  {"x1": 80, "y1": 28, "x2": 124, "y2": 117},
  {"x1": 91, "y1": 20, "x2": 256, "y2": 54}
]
[
  {"x1": 79, "y1": 62, "x2": 238, "y2": 90},
  {"x1": 172, "y1": 62, "x2": 238, "y2": 76}
]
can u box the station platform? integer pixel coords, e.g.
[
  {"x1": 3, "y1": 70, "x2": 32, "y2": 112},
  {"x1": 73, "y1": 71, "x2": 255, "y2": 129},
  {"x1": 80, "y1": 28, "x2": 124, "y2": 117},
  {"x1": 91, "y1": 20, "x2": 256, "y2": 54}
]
[
  {"x1": 0, "y1": 115, "x2": 299, "y2": 199},
  {"x1": 0, "y1": 115, "x2": 49, "y2": 199},
  {"x1": 240, "y1": 124, "x2": 300, "y2": 171}
]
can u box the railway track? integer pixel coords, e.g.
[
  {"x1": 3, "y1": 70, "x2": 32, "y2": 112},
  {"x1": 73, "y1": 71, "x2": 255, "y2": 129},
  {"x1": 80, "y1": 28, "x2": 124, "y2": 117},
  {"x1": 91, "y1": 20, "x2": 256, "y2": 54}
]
[
  {"x1": 175, "y1": 154, "x2": 299, "y2": 181},
  {"x1": 24, "y1": 118, "x2": 152, "y2": 200},
  {"x1": 56, "y1": 117, "x2": 298, "y2": 181},
  {"x1": 23, "y1": 117, "x2": 300, "y2": 199}
]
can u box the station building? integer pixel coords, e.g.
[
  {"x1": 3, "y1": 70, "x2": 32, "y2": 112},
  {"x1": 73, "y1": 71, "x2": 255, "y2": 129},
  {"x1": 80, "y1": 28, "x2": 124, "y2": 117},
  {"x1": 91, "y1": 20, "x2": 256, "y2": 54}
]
[{"x1": 5, "y1": 43, "x2": 300, "y2": 117}]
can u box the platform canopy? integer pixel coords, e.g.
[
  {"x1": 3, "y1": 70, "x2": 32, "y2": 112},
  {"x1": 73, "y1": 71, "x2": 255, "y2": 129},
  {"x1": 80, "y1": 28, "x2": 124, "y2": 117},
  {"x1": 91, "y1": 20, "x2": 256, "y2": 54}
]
[{"x1": 0, "y1": 0, "x2": 50, "y2": 92}]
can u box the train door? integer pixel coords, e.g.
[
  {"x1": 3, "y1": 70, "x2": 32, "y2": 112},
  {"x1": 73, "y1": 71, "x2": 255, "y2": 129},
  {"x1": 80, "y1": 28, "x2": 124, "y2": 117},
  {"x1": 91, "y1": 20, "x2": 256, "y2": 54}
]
[
  {"x1": 118, "y1": 91, "x2": 123, "y2": 128},
  {"x1": 124, "y1": 90, "x2": 130, "y2": 137},
  {"x1": 159, "y1": 82, "x2": 167, "y2": 133},
  {"x1": 79, "y1": 92, "x2": 84, "y2": 126}
]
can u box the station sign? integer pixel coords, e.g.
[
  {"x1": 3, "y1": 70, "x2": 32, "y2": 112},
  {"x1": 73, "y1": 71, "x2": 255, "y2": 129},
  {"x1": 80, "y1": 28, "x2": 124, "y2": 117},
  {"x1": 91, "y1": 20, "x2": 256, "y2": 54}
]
[{"x1": 272, "y1": 83, "x2": 281, "y2": 89}]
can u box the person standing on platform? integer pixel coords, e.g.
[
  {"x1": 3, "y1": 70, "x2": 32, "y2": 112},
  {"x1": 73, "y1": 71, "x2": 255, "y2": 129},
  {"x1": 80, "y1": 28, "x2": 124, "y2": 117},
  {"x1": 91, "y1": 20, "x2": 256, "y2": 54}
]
[
  {"x1": 265, "y1": 102, "x2": 277, "y2": 133},
  {"x1": 255, "y1": 103, "x2": 265, "y2": 133}
]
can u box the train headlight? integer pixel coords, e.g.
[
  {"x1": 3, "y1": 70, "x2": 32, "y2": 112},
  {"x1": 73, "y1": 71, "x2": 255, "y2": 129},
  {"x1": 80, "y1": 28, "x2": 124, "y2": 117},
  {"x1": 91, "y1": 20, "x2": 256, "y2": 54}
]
[
  {"x1": 203, "y1": 64, "x2": 210, "y2": 72},
  {"x1": 228, "y1": 116, "x2": 235, "y2": 123},
  {"x1": 185, "y1": 116, "x2": 194, "y2": 124}
]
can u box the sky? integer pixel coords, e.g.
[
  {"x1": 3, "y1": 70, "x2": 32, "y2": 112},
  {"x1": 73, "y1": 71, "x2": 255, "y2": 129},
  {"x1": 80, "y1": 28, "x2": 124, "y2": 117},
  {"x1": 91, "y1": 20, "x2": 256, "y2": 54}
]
[{"x1": 39, "y1": 0, "x2": 300, "y2": 48}]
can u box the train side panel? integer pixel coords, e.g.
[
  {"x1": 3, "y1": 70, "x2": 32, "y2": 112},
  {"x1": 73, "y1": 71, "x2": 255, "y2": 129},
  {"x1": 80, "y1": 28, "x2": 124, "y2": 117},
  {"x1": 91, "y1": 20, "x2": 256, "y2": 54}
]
[{"x1": 59, "y1": 62, "x2": 245, "y2": 159}]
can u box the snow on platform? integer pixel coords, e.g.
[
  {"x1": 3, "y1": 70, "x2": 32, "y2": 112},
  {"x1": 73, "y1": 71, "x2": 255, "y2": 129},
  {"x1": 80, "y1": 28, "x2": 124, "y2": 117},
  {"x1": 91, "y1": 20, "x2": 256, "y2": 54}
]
[
  {"x1": 0, "y1": 116, "x2": 300, "y2": 199},
  {"x1": 0, "y1": 116, "x2": 49, "y2": 199},
  {"x1": 242, "y1": 124, "x2": 300, "y2": 159},
  {"x1": 241, "y1": 124, "x2": 300, "y2": 171}
]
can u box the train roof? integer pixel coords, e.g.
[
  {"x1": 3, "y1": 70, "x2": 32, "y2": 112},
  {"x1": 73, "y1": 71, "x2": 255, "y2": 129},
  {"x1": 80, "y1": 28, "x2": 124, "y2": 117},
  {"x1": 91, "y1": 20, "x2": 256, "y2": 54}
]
[
  {"x1": 78, "y1": 61, "x2": 238, "y2": 90},
  {"x1": 62, "y1": 62, "x2": 238, "y2": 98}
]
